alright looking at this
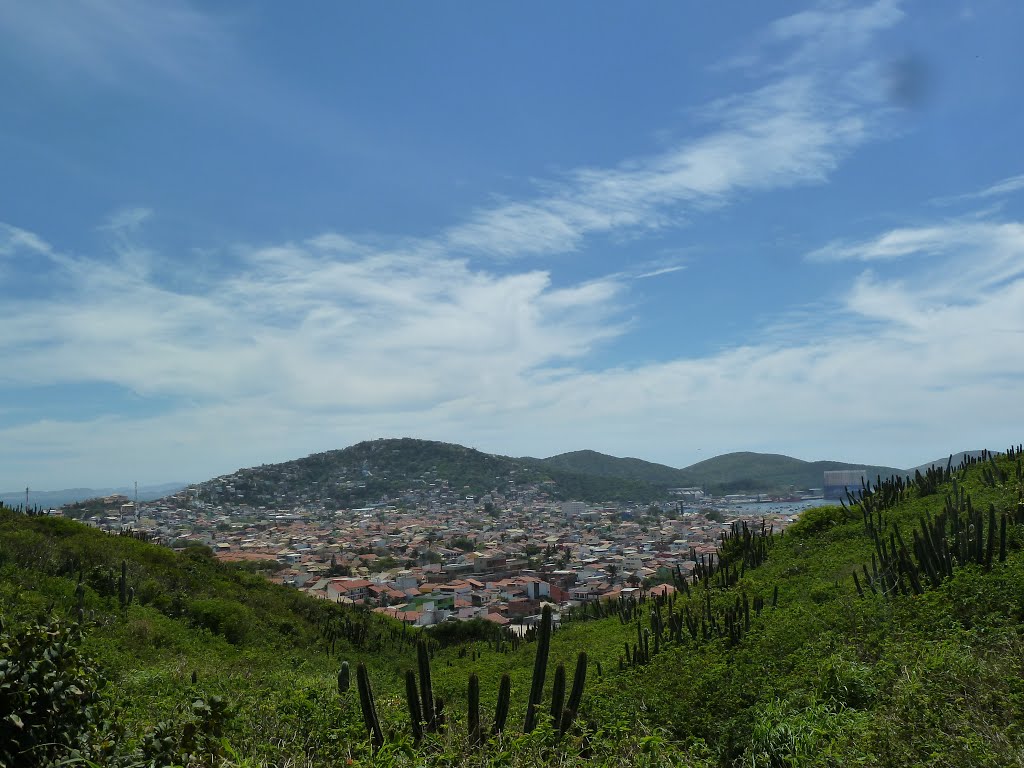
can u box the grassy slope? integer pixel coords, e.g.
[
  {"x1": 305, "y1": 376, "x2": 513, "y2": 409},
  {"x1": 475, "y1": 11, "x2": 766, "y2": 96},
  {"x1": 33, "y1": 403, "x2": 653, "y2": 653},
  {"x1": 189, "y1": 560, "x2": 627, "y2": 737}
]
[
  {"x1": 572, "y1": 452, "x2": 1024, "y2": 766},
  {"x1": 3, "y1": 451, "x2": 1024, "y2": 766}
]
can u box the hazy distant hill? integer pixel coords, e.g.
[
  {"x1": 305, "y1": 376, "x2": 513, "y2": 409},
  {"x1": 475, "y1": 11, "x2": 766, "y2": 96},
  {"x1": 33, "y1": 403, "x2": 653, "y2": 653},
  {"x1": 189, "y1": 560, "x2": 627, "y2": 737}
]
[
  {"x1": 182, "y1": 439, "x2": 918, "y2": 509},
  {"x1": 909, "y1": 450, "x2": 988, "y2": 475},
  {"x1": 538, "y1": 449, "x2": 688, "y2": 486},
  {"x1": 534, "y1": 448, "x2": 906, "y2": 494},
  {"x1": 15, "y1": 442, "x2": 977, "y2": 512},
  {"x1": 671, "y1": 452, "x2": 907, "y2": 494},
  {"x1": 1, "y1": 482, "x2": 186, "y2": 510}
]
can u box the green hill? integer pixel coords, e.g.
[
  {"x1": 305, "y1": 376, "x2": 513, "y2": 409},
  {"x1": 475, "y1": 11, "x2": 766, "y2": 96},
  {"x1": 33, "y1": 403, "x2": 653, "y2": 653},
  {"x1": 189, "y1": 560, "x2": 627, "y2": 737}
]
[
  {"x1": 175, "y1": 440, "x2": 910, "y2": 512},
  {"x1": 4, "y1": 447, "x2": 1024, "y2": 766},
  {"x1": 909, "y1": 449, "x2": 988, "y2": 475},
  {"x1": 673, "y1": 451, "x2": 906, "y2": 493},
  {"x1": 536, "y1": 449, "x2": 688, "y2": 487},
  {"x1": 193, "y1": 437, "x2": 666, "y2": 507},
  {"x1": 184, "y1": 439, "x2": 912, "y2": 513},
  {"x1": 535, "y1": 448, "x2": 906, "y2": 494}
]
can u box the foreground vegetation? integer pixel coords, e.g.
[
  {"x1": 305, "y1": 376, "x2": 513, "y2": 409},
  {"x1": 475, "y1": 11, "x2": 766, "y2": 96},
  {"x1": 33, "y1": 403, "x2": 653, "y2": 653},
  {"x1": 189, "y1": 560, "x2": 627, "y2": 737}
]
[{"x1": 3, "y1": 448, "x2": 1024, "y2": 766}]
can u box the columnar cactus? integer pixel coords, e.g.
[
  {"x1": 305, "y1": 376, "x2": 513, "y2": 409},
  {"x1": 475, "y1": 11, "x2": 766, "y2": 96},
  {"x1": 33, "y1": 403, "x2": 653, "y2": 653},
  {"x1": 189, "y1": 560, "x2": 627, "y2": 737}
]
[
  {"x1": 491, "y1": 673, "x2": 511, "y2": 737},
  {"x1": 467, "y1": 672, "x2": 481, "y2": 747},
  {"x1": 337, "y1": 661, "x2": 350, "y2": 695},
  {"x1": 549, "y1": 663, "x2": 566, "y2": 728},
  {"x1": 356, "y1": 662, "x2": 384, "y2": 751},
  {"x1": 559, "y1": 651, "x2": 588, "y2": 736},
  {"x1": 405, "y1": 669, "x2": 424, "y2": 745},
  {"x1": 524, "y1": 604, "x2": 552, "y2": 732},
  {"x1": 119, "y1": 560, "x2": 128, "y2": 610},
  {"x1": 417, "y1": 640, "x2": 436, "y2": 731}
]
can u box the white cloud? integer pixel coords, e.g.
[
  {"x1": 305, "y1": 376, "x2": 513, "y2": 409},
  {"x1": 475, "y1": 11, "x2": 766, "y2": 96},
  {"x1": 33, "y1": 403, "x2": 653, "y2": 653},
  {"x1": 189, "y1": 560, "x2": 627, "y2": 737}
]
[
  {"x1": 0, "y1": 0, "x2": 224, "y2": 83},
  {"x1": 9, "y1": 2, "x2": 1020, "y2": 488},
  {"x1": 806, "y1": 220, "x2": 1024, "y2": 266},
  {"x1": 973, "y1": 175, "x2": 1024, "y2": 199},
  {"x1": 635, "y1": 266, "x2": 686, "y2": 280},
  {"x1": 0, "y1": 227, "x2": 627, "y2": 412},
  {"x1": 767, "y1": 0, "x2": 904, "y2": 62},
  {"x1": 932, "y1": 173, "x2": 1024, "y2": 206},
  {"x1": 718, "y1": 0, "x2": 904, "y2": 75},
  {"x1": 444, "y1": 9, "x2": 898, "y2": 261},
  {"x1": 3, "y1": 207, "x2": 1024, "y2": 488},
  {"x1": 445, "y1": 77, "x2": 878, "y2": 259},
  {"x1": 0, "y1": 0, "x2": 227, "y2": 84},
  {"x1": 99, "y1": 207, "x2": 153, "y2": 233},
  {"x1": 0, "y1": 223, "x2": 54, "y2": 257}
]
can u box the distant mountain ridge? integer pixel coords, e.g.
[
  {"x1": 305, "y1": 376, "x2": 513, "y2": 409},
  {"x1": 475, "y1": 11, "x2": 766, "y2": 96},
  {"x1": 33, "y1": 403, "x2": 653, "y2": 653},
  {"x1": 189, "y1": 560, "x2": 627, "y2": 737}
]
[
  {"x1": 175, "y1": 438, "x2": 949, "y2": 510},
  {"x1": 537, "y1": 449, "x2": 906, "y2": 495},
  {"x1": 1, "y1": 482, "x2": 187, "y2": 510},
  {"x1": 18, "y1": 441, "x2": 987, "y2": 511},
  {"x1": 909, "y1": 451, "x2": 988, "y2": 475},
  {"x1": 190, "y1": 438, "x2": 666, "y2": 508},
  {"x1": 537, "y1": 449, "x2": 686, "y2": 487}
]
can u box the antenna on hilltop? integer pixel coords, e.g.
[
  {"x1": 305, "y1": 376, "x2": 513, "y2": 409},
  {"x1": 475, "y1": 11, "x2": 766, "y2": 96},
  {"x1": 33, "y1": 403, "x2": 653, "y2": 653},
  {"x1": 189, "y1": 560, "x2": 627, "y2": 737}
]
[
  {"x1": 134, "y1": 481, "x2": 138, "y2": 507},
  {"x1": 26, "y1": 486, "x2": 29, "y2": 511}
]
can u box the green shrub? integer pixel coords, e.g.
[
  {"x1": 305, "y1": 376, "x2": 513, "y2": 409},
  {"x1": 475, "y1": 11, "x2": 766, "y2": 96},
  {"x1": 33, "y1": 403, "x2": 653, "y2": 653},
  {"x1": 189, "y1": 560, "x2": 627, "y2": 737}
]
[
  {"x1": 187, "y1": 598, "x2": 254, "y2": 644},
  {"x1": 0, "y1": 614, "x2": 116, "y2": 767},
  {"x1": 788, "y1": 505, "x2": 851, "y2": 538},
  {"x1": 815, "y1": 653, "x2": 877, "y2": 709}
]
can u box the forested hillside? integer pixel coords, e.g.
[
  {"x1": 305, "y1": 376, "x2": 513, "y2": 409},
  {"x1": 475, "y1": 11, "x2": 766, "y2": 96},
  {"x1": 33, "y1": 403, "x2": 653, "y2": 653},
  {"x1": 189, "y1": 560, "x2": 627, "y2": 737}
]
[
  {"x1": 186, "y1": 437, "x2": 911, "y2": 512},
  {"x1": 193, "y1": 437, "x2": 667, "y2": 507},
  {"x1": 2, "y1": 447, "x2": 1024, "y2": 766},
  {"x1": 672, "y1": 451, "x2": 906, "y2": 494}
]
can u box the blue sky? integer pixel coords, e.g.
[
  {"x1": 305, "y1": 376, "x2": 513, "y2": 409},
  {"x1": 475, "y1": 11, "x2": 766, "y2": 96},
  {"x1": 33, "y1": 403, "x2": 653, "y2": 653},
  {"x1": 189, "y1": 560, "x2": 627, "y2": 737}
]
[{"x1": 2, "y1": 1, "x2": 1023, "y2": 491}]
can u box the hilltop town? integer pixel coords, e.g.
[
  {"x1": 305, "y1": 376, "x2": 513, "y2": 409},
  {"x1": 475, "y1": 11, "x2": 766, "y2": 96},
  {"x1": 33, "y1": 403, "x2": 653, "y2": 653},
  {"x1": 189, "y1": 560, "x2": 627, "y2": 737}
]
[{"x1": 54, "y1": 439, "x2": 821, "y2": 629}]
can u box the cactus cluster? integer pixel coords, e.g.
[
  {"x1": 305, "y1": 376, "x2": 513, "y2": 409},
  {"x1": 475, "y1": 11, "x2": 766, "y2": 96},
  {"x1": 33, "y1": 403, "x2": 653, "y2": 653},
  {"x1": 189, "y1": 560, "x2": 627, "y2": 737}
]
[
  {"x1": 353, "y1": 605, "x2": 587, "y2": 755},
  {"x1": 851, "y1": 448, "x2": 1024, "y2": 600}
]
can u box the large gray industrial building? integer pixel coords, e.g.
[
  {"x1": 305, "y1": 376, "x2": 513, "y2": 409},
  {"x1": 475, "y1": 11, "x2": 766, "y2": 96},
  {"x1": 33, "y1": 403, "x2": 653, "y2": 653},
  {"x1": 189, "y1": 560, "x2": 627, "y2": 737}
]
[{"x1": 823, "y1": 469, "x2": 867, "y2": 499}]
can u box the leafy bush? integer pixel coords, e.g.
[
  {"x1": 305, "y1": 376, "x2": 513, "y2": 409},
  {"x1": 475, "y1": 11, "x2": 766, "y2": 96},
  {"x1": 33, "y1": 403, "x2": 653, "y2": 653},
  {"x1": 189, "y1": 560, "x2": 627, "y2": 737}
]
[
  {"x1": 427, "y1": 618, "x2": 500, "y2": 647},
  {"x1": 787, "y1": 505, "x2": 851, "y2": 538},
  {"x1": 187, "y1": 598, "x2": 254, "y2": 644},
  {"x1": 0, "y1": 615, "x2": 115, "y2": 767},
  {"x1": 140, "y1": 695, "x2": 234, "y2": 767}
]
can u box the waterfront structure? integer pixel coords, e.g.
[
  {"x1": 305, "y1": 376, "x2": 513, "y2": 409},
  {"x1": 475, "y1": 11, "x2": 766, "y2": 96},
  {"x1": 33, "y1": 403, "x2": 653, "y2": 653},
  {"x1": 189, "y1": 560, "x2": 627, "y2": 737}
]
[{"x1": 823, "y1": 469, "x2": 866, "y2": 499}]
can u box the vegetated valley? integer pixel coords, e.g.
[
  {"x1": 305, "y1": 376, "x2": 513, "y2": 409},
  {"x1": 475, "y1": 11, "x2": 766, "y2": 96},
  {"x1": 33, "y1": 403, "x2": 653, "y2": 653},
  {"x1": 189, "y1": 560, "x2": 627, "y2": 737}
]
[{"x1": 3, "y1": 447, "x2": 1024, "y2": 767}]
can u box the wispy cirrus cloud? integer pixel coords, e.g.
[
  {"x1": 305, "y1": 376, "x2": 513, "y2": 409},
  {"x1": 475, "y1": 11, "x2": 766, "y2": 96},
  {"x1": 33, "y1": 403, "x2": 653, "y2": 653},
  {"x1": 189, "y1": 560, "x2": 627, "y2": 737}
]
[
  {"x1": 4, "y1": 203, "x2": 1024, "y2": 487},
  {"x1": 635, "y1": 265, "x2": 686, "y2": 280},
  {"x1": 99, "y1": 207, "x2": 153, "y2": 233},
  {"x1": 973, "y1": 174, "x2": 1024, "y2": 199},
  {"x1": 806, "y1": 219, "x2": 1024, "y2": 296},
  {"x1": 931, "y1": 173, "x2": 1024, "y2": 206},
  {"x1": 17, "y1": 2, "x2": 1020, "y2": 490},
  {"x1": 443, "y1": 3, "x2": 903, "y2": 260},
  {"x1": 0, "y1": 222, "x2": 627, "y2": 412},
  {"x1": 0, "y1": 0, "x2": 227, "y2": 84},
  {"x1": 805, "y1": 220, "x2": 1014, "y2": 262},
  {"x1": 0, "y1": 223, "x2": 54, "y2": 257},
  {"x1": 718, "y1": 0, "x2": 904, "y2": 74},
  {"x1": 445, "y1": 77, "x2": 879, "y2": 259}
]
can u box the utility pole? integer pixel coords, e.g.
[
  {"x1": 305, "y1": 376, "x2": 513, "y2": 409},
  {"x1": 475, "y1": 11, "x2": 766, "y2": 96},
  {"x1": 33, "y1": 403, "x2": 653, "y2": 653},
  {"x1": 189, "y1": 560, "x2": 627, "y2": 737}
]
[{"x1": 25, "y1": 486, "x2": 29, "y2": 512}]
